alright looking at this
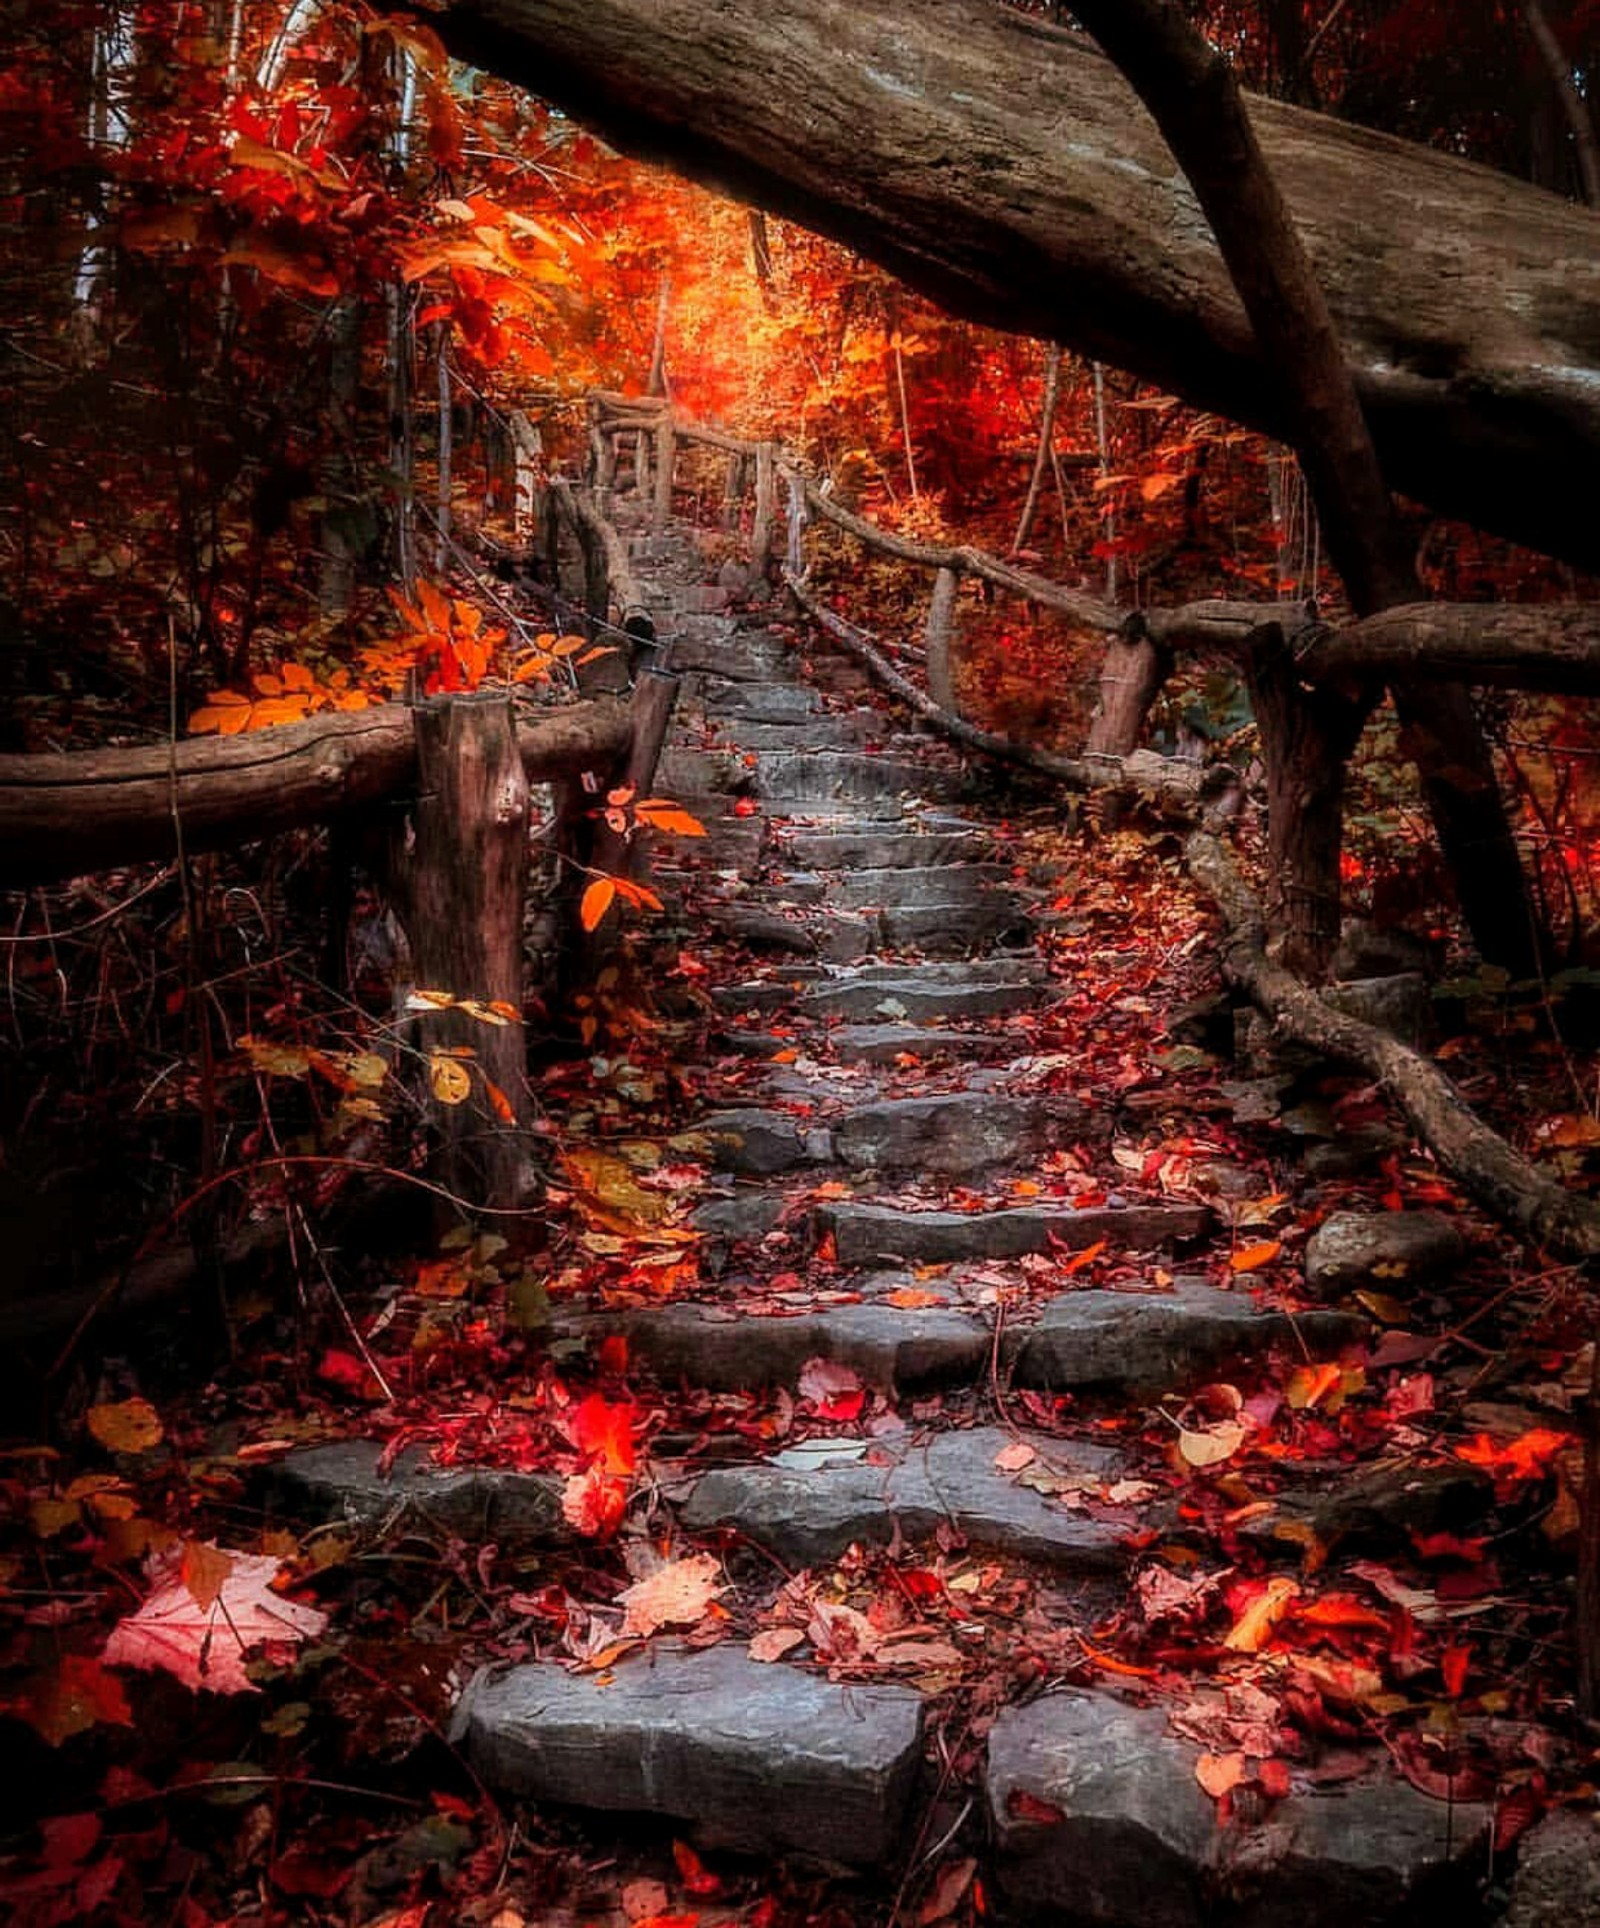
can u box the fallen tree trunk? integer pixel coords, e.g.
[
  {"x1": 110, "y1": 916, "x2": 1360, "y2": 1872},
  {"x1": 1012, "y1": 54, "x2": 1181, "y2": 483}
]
[
  {"x1": 1187, "y1": 830, "x2": 1600, "y2": 1258},
  {"x1": 439, "y1": 0, "x2": 1600, "y2": 570},
  {"x1": 0, "y1": 698, "x2": 633, "y2": 888}
]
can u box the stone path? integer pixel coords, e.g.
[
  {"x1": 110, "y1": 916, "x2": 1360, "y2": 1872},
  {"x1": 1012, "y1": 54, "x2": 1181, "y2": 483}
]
[{"x1": 270, "y1": 513, "x2": 1511, "y2": 1923}]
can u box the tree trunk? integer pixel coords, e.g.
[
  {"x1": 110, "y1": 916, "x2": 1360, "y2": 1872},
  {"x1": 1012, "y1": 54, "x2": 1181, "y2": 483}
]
[
  {"x1": 1012, "y1": 344, "x2": 1062, "y2": 555},
  {"x1": 392, "y1": 692, "x2": 533, "y2": 1215},
  {"x1": 1245, "y1": 628, "x2": 1375, "y2": 980},
  {"x1": 924, "y1": 566, "x2": 962, "y2": 717},
  {"x1": 1086, "y1": 633, "x2": 1171, "y2": 760},
  {"x1": 437, "y1": 0, "x2": 1600, "y2": 571}
]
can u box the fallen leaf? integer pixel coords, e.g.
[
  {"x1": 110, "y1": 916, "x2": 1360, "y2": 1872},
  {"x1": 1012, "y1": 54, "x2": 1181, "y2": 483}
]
[
  {"x1": 561, "y1": 1466, "x2": 627, "y2": 1540},
  {"x1": 672, "y1": 1839, "x2": 721, "y2": 1896},
  {"x1": 1230, "y1": 1239, "x2": 1281, "y2": 1273},
  {"x1": 1177, "y1": 1420, "x2": 1248, "y2": 1468},
  {"x1": 994, "y1": 1441, "x2": 1038, "y2": 1473},
  {"x1": 749, "y1": 1627, "x2": 806, "y2": 1663},
  {"x1": 103, "y1": 1546, "x2": 327, "y2": 1695},
  {"x1": 1195, "y1": 1751, "x2": 1246, "y2": 1799},
  {"x1": 917, "y1": 1856, "x2": 977, "y2": 1924},
  {"x1": 86, "y1": 1398, "x2": 164, "y2": 1455},
  {"x1": 1224, "y1": 1577, "x2": 1299, "y2": 1653},
  {"x1": 617, "y1": 1554, "x2": 724, "y2": 1637},
  {"x1": 1005, "y1": 1788, "x2": 1065, "y2": 1826}
]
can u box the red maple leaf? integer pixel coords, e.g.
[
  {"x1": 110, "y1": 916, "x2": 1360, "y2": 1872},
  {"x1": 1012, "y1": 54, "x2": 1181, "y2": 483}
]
[{"x1": 103, "y1": 1545, "x2": 328, "y2": 1695}]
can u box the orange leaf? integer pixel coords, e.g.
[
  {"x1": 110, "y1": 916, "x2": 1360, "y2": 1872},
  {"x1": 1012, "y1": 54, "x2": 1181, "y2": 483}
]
[
  {"x1": 1230, "y1": 1239, "x2": 1281, "y2": 1273},
  {"x1": 673, "y1": 1839, "x2": 722, "y2": 1896},
  {"x1": 567, "y1": 1393, "x2": 637, "y2": 1474},
  {"x1": 87, "y1": 1398, "x2": 164, "y2": 1455},
  {"x1": 1195, "y1": 1751, "x2": 1246, "y2": 1799},
  {"x1": 483, "y1": 1077, "x2": 516, "y2": 1125},
  {"x1": 1224, "y1": 1577, "x2": 1298, "y2": 1653},
  {"x1": 1062, "y1": 1239, "x2": 1106, "y2": 1275},
  {"x1": 580, "y1": 878, "x2": 617, "y2": 932}
]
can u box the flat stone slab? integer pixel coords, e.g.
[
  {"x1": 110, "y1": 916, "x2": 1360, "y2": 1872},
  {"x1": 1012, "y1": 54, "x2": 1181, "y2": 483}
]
[
  {"x1": 694, "y1": 676, "x2": 821, "y2": 720},
  {"x1": 1304, "y1": 1209, "x2": 1467, "y2": 1300},
  {"x1": 879, "y1": 898, "x2": 1033, "y2": 953},
  {"x1": 825, "y1": 1023, "x2": 1011, "y2": 1064},
  {"x1": 987, "y1": 1690, "x2": 1491, "y2": 1928},
  {"x1": 270, "y1": 1441, "x2": 566, "y2": 1544},
  {"x1": 670, "y1": 634, "x2": 800, "y2": 681},
  {"x1": 753, "y1": 751, "x2": 971, "y2": 807},
  {"x1": 833, "y1": 1093, "x2": 1093, "y2": 1178},
  {"x1": 801, "y1": 975, "x2": 1045, "y2": 1022},
  {"x1": 690, "y1": 1107, "x2": 823, "y2": 1175},
  {"x1": 784, "y1": 829, "x2": 990, "y2": 870},
  {"x1": 1013, "y1": 1281, "x2": 1362, "y2": 1396},
  {"x1": 580, "y1": 1274, "x2": 989, "y2": 1394},
  {"x1": 825, "y1": 863, "x2": 1012, "y2": 909},
  {"x1": 682, "y1": 1426, "x2": 1128, "y2": 1572},
  {"x1": 1503, "y1": 1810, "x2": 1600, "y2": 1928},
  {"x1": 820, "y1": 1202, "x2": 1211, "y2": 1268},
  {"x1": 453, "y1": 1646, "x2": 922, "y2": 1866}
]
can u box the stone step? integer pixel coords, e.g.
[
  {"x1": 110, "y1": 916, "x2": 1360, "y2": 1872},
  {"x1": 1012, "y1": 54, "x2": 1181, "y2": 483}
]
[
  {"x1": 670, "y1": 633, "x2": 800, "y2": 682},
  {"x1": 268, "y1": 1441, "x2": 566, "y2": 1544},
  {"x1": 819, "y1": 1201, "x2": 1211, "y2": 1268},
  {"x1": 752, "y1": 751, "x2": 972, "y2": 807},
  {"x1": 781, "y1": 827, "x2": 992, "y2": 869},
  {"x1": 702, "y1": 716, "x2": 876, "y2": 752},
  {"x1": 1013, "y1": 1280, "x2": 1364, "y2": 1397},
  {"x1": 986, "y1": 1689, "x2": 1490, "y2": 1927},
  {"x1": 810, "y1": 1022, "x2": 1014, "y2": 1064},
  {"x1": 823, "y1": 863, "x2": 1013, "y2": 909},
  {"x1": 690, "y1": 1107, "x2": 829, "y2": 1175},
  {"x1": 689, "y1": 676, "x2": 821, "y2": 720},
  {"x1": 565, "y1": 1269, "x2": 988, "y2": 1393},
  {"x1": 453, "y1": 1647, "x2": 923, "y2": 1866},
  {"x1": 706, "y1": 904, "x2": 877, "y2": 961},
  {"x1": 798, "y1": 974, "x2": 1048, "y2": 1022},
  {"x1": 878, "y1": 898, "x2": 1035, "y2": 952},
  {"x1": 681, "y1": 1426, "x2": 1130, "y2": 1573},
  {"x1": 831, "y1": 1092, "x2": 1095, "y2": 1177}
]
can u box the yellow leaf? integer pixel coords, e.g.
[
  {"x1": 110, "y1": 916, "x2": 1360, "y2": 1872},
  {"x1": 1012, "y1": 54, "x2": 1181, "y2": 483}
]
[
  {"x1": 87, "y1": 1399, "x2": 164, "y2": 1455},
  {"x1": 580, "y1": 878, "x2": 617, "y2": 932},
  {"x1": 429, "y1": 1054, "x2": 473, "y2": 1106},
  {"x1": 1177, "y1": 1419, "x2": 1248, "y2": 1468},
  {"x1": 1224, "y1": 1577, "x2": 1298, "y2": 1652},
  {"x1": 1230, "y1": 1239, "x2": 1281, "y2": 1273}
]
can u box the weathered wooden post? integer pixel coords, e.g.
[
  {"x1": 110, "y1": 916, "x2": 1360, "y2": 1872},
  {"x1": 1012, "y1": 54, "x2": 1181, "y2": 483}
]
[
  {"x1": 749, "y1": 442, "x2": 777, "y2": 594},
  {"x1": 395, "y1": 691, "x2": 533, "y2": 1214},
  {"x1": 652, "y1": 411, "x2": 676, "y2": 531},
  {"x1": 722, "y1": 450, "x2": 747, "y2": 531},
  {"x1": 924, "y1": 565, "x2": 962, "y2": 715}
]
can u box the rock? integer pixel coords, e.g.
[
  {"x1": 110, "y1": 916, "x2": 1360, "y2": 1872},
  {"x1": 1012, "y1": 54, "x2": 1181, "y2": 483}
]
[
  {"x1": 270, "y1": 1442, "x2": 566, "y2": 1545},
  {"x1": 879, "y1": 898, "x2": 1033, "y2": 953},
  {"x1": 706, "y1": 907, "x2": 820, "y2": 956},
  {"x1": 826, "y1": 863, "x2": 1012, "y2": 909},
  {"x1": 1304, "y1": 1210, "x2": 1467, "y2": 1301},
  {"x1": 783, "y1": 828, "x2": 990, "y2": 869},
  {"x1": 693, "y1": 1108, "x2": 816, "y2": 1175},
  {"x1": 987, "y1": 1689, "x2": 1491, "y2": 1928},
  {"x1": 820, "y1": 1202, "x2": 1211, "y2": 1268},
  {"x1": 1165, "y1": 990, "x2": 1239, "y2": 1054},
  {"x1": 692, "y1": 1190, "x2": 789, "y2": 1246},
  {"x1": 1245, "y1": 1458, "x2": 1495, "y2": 1555},
  {"x1": 1014, "y1": 1282, "x2": 1362, "y2": 1397},
  {"x1": 453, "y1": 1646, "x2": 922, "y2": 1866},
  {"x1": 706, "y1": 717, "x2": 871, "y2": 752},
  {"x1": 1302, "y1": 1130, "x2": 1406, "y2": 1180},
  {"x1": 800, "y1": 974, "x2": 1044, "y2": 1023},
  {"x1": 1502, "y1": 1810, "x2": 1600, "y2": 1928},
  {"x1": 695, "y1": 678, "x2": 820, "y2": 720},
  {"x1": 682, "y1": 1426, "x2": 1128, "y2": 1572},
  {"x1": 670, "y1": 633, "x2": 799, "y2": 681},
  {"x1": 824, "y1": 1023, "x2": 1008, "y2": 1064},
  {"x1": 1323, "y1": 973, "x2": 1434, "y2": 1048},
  {"x1": 753, "y1": 751, "x2": 971, "y2": 807},
  {"x1": 1332, "y1": 921, "x2": 1443, "y2": 984},
  {"x1": 832, "y1": 1093, "x2": 1092, "y2": 1178},
  {"x1": 582, "y1": 1275, "x2": 988, "y2": 1393}
]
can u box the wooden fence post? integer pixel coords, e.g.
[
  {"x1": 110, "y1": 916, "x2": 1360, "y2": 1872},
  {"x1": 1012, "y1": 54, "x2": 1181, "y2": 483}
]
[
  {"x1": 925, "y1": 565, "x2": 962, "y2": 715},
  {"x1": 723, "y1": 450, "x2": 747, "y2": 531},
  {"x1": 749, "y1": 442, "x2": 776, "y2": 592},
  {"x1": 653, "y1": 412, "x2": 676, "y2": 531},
  {"x1": 395, "y1": 691, "x2": 533, "y2": 1215}
]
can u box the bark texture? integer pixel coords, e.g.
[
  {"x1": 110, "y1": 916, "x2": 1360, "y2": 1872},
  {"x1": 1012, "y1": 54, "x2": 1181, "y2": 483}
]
[
  {"x1": 439, "y1": 0, "x2": 1600, "y2": 569},
  {"x1": 0, "y1": 700, "x2": 632, "y2": 888}
]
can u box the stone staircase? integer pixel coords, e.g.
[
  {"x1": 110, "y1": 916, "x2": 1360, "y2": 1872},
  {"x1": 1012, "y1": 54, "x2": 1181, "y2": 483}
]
[{"x1": 267, "y1": 514, "x2": 1504, "y2": 1925}]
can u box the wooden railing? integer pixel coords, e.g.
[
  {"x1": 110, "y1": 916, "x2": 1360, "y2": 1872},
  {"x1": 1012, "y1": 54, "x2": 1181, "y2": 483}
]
[{"x1": 585, "y1": 389, "x2": 1231, "y2": 817}]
